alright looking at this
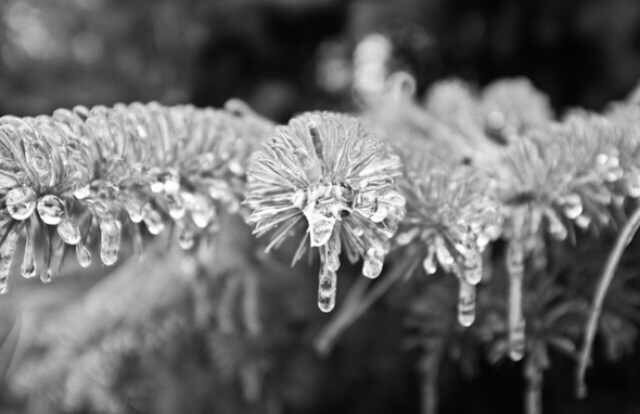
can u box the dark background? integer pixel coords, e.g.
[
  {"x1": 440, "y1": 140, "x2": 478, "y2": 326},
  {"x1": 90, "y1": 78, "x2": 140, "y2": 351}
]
[{"x1": 1, "y1": 1, "x2": 640, "y2": 413}]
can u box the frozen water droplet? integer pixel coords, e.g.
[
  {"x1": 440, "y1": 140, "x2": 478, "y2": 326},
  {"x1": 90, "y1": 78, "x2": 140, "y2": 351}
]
[
  {"x1": 546, "y1": 210, "x2": 567, "y2": 240},
  {"x1": 370, "y1": 204, "x2": 388, "y2": 223},
  {"x1": 626, "y1": 174, "x2": 640, "y2": 197},
  {"x1": 463, "y1": 252, "x2": 483, "y2": 285},
  {"x1": 6, "y1": 186, "x2": 36, "y2": 220},
  {"x1": 422, "y1": 246, "x2": 437, "y2": 275},
  {"x1": 396, "y1": 228, "x2": 419, "y2": 246},
  {"x1": 362, "y1": 247, "x2": 384, "y2": 278},
  {"x1": 178, "y1": 225, "x2": 195, "y2": 250},
  {"x1": 142, "y1": 204, "x2": 165, "y2": 235},
  {"x1": 304, "y1": 209, "x2": 335, "y2": 247},
  {"x1": 166, "y1": 193, "x2": 185, "y2": 219},
  {"x1": 57, "y1": 218, "x2": 81, "y2": 245},
  {"x1": 125, "y1": 196, "x2": 145, "y2": 223},
  {"x1": 509, "y1": 319, "x2": 526, "y2": 361},
  {"x1": 37, "y1": 194, "x2": 65, "y2": 225},
  {"x1": 435, "y1": 237, "x2": 454, "y2": 268},
  {"x1": 75, "y1": 243, "x2": 92, "y2": 268},
  {"x1": 100, "y1": 218, "x2": 121, "y2": 266},
  {"x1": 318, "y1": 266, "x2": 336, "y2": 312},
  {"x1": 561, "y1": 194, "x2": 583, "y2": 219},
  {"x1": 0, "y1": 229, "x2": 18, "y2": 294},
  {"x1": 73, "y1": 185, "x2": 91, "y2": 200},
  {"x1": 575, "y1": 214, "x2": 591, "y2": 229},
  {"x1": 457, "y1": 279, "x2": 476, "y2": 327},
  {"x1": 151, "y1": 169, "x2": 180, "y2": 193},
  {"x1": 21, "y1": 223, "x2": 36, "y2": 278},
  {"x1": 186, "y1": 193, "x2": 214, "y2": 229}
]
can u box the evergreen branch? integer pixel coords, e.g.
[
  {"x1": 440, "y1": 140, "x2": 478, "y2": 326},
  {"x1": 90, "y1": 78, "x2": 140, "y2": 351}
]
[
  {"x1": 576, "y1": 204, "x2": 640, "y2": 398},
  {"x1": 0, "y1": 101, "x2": 272, "y2": 293}
]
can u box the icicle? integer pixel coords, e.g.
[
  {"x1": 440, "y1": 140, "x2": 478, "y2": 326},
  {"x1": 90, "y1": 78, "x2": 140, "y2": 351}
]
[
  {"x1": 75, "y1": 243, "x2": 92, "y2": 268},
  {"x1": 506, "y1": 239, "x2": 526, "y2": 361},
  {"x1": 124, "y1": 196, "x2": 145, "y2": 223},
  {"x1": 545, "y1": 209, "x2": 567, "y2": 240},
  {"x1": 178, "y1": 224, "x2": 195, "y2": 250},
  {"x1": 21, "y1": 221, "x2": 37, "y2": 278},
  {"x1": 57, "y1": 217, "x2": 81, "y2": 245},
  {"x1": 0, "y1": 229, "x2": 18, "y2": 293},
  {"x1": 422, "y1": 245, "x2": 437, "y2": 275},
  {"x1": 99, "y1": 217, "x2": 121, "y2": 266},
  {"x1": 166, "y1": 193, "x2": 185, "y2": 220},
  {"x1": 434, "y1": 237, "x2": 454, "y2": 269},
  {"x1": 36, "y1": 194, "x2": 65, "y2": 225},
  {"x1": 44, "y1": 235, "x2": 65, "y2": 282},
  {"x1": 626, "y1": 173, "x2": 640, "y2": 197},
  {"x1": 457, "y1": 278, "x2": 476, "y2": 327},
  {"x1": 325, "y1": 232, "x2": 341, "y2": 272},
  {"x1": 318, "y1": 265, "x2": 337, "y2": 312},
  {"x1": 5, "y1": 186, "x2": 37, "y2": 220},
  {"x1": 73, "y1": 185, "x2": 91, "y2": 200},
  {"x1": 142, "y1": 203, "x2": 165, "y2": 235},
  {"x1": 186, "y1": 193, "x2": 214, "y2": 229},
  {"x1": 463, "y1": 250, "x2": 483, "y2": 285},
  {"x1": 362, "y1": 245, "x2": 384, "y2": 278},
  {"x1": 561, "y1": 194, "x2": 583, "y2": 220}
]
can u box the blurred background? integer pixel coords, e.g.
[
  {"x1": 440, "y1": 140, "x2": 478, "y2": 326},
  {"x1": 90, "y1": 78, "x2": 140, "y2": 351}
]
[{"x1": 1, "y1": 0, "x2": 640, "y2": 413}]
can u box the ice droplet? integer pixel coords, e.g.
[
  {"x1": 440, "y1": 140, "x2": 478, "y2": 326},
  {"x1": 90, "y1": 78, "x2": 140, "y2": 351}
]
[
  {"x1": 125, "y1": 196, "x2": 145, "y2": 223},
  {"x1": 57, "y1": 218, "x2": 81, "y2": 245},
  {"x1": 546, "y1": 210, "x2": 567, "y2": 240},
  {"x1": 435, "y1": 237, "x2": 455, "y2": 268},
  {"x1": 75, "y1": 243, "x2": 92, "y2": 268},
  {"x1": 187, "y1": 194, "x2": 214, "y2": 229},
  {"x1": 142, "y1": 204, "x2": 165, "y2": 235},
  {"x1": 37, "y1": 194, "x2": 65, "y2": 225},
  {"x1": 575, "y1": 214, "x2": 591, "y2": 229},
  {"x1": 304, "y1": 209, "x2": 335, "y2": 248},
  {"x1": 6, "y1": 186, "x2": 36, "y2": 221},
  {"x1": 178, "y1": 225, "x2": 195, "y2": 250},
  {"x1": 362, "y1": 247, "x2": 384, "y2": 279},
  {"x1": 626, "y1": 174, "x2": 640, "y2": 197},
  {"x1": 561, "y1": 194, "x2": 583, "y2": 220},
  {"x1": 457, "y1": 279, "x2": 476, "y2": 327},
  {"x1": 100, "y1": 218, "x2": 121, "y2": 266},
  {"x1": 422, "y1": 246, "x2": 437, "y2": 275},
  {"x1": 73, "y1": 185, "x2": 91, "y2": 200},
  {"x1": 317, "y1": 266, "x2": 337, "y2": 312},
  {"x1": 21, "y1": 222, "x2": 37, "y2": 278},
  {"x1": 151, "y1": 169, "x2": 180, "y2": 194},
  {"x1": 0, "y1": 229, "x2": 18, "y2": 294},
  {"x1": 166, "y1": 193, "x2": 186, "y2": 220}
]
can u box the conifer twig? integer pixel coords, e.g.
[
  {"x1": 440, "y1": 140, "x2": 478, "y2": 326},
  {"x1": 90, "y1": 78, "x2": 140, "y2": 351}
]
[{"x1": 576, "y1": 205, "x2": 640, "y2": 397}]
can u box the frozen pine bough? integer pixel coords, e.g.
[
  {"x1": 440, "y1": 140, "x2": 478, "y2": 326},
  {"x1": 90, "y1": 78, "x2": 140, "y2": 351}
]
[{"x1": 4, "y1": 76, "x2": 640, "y2": 414}]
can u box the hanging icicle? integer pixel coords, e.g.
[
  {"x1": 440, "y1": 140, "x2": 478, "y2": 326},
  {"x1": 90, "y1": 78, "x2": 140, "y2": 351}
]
[{"x1": 506, "y1": 238, "x2": 526, "y2": 361}]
